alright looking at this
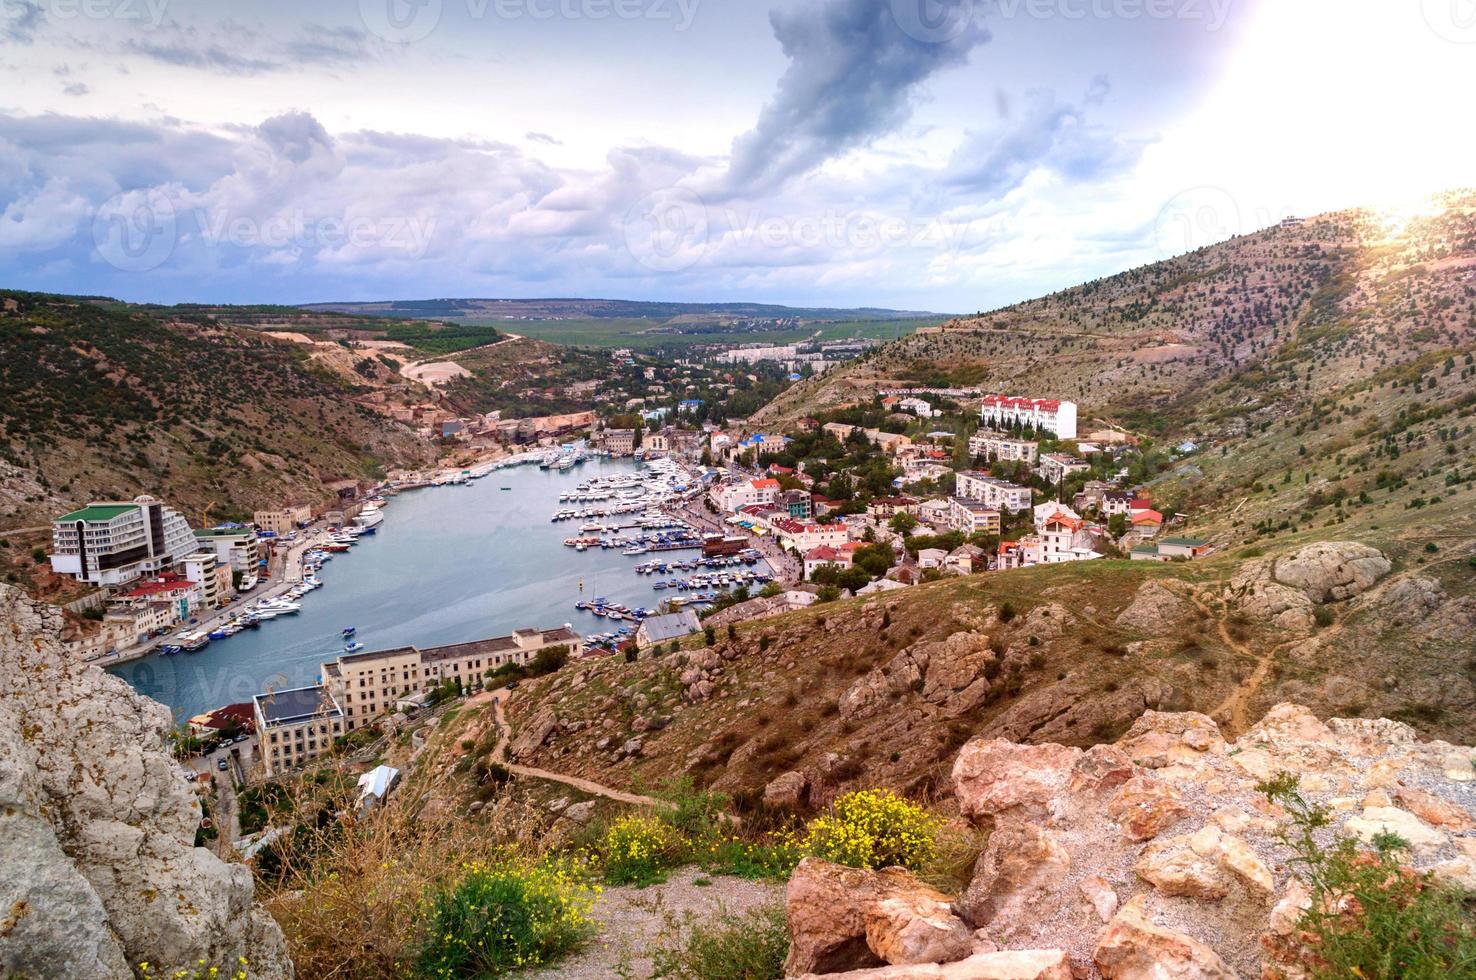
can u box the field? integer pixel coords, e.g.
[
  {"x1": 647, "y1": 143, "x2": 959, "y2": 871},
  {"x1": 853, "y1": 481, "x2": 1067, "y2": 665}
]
[{"x1": 457, "y1": 315, "x2": 944, "y2": 349}]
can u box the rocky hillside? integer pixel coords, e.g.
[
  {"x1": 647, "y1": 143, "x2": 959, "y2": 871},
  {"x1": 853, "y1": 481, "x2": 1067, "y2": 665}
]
[
  {"x1": 495, "y1": 540, "x2": 1476, "y2": 816},
  {"x1": 0, "y1": 290, "x2": 434, "y2": 530},
  {"x1": 782, "y1": 701, "x2": 1476, "y2": 978},
  {"x1": 0, "y1": 585, "x2": 290, "y2": 978}
]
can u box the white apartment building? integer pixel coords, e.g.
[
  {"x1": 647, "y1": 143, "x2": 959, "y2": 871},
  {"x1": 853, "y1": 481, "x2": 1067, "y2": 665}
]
[
  {"x1": 180, "y1": 553, "x2": 224, "y2": 610},
  {"x1": 1039, "y1": 513, "x2": 1103, "y2": 564},
  {"x1": 194, "y1": 527, "x2": 261, "y2": 574},
  {"x1": 979, "y1": 396, "x2": 1078, "y2": 439},
  {"x1": 968, "y1": 431, "x2": 1039, "y2": 465},
  {"x1": 1038, "y1": 453, "x2": 1091, "y2": 486},
  {"x1": 259, "y1": 625, "x2": 582, "y2": 776},
  {"x1": 49, "y1": 496, "x2": 197, "y2": 587},
  {"x1": 955, "y1": 471, "x2": 1033, "y2": 513},
  {"x1": 712, "y1": 478, "x2": 781, "y2": 512},
  {"x1": 947, "y1": 498, "x2": 1001, "y2": 536}
]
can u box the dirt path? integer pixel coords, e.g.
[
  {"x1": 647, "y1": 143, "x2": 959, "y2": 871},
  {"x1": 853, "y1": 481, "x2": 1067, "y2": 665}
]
[
  {"x1": 488, "y1": 689, "x2": 659, "y2": 807},
  {"x1": 398, "y1": 332, "x2": 524, "y2": 386},
  {"x1": 1188, "y1": 585, "x2": 1293, "y2": 737}
]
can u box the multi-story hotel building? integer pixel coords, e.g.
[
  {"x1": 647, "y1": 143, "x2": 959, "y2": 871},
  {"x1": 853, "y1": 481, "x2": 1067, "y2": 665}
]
[
  {"x1": 49, "y1": 495, "x2": 198, "y2": 587},
  {"x1": 979, "y1": 396, "x2": 1078, "y2": 439},
  {"x1": 955, "y1": 471, "x2": 1034, "y2": 513},
  {"x1": 253, "y1": 685, "x2": 346, "y2": 776},
  {"x1": 968, "y1": 431, "x2": 1039, "y2": 465},
  {"x1": 255, "y1": 625, "x2": 582, "y2": 775},
  {"x1": 194, "y1": 527, "x2": 262, "y2": 574}
]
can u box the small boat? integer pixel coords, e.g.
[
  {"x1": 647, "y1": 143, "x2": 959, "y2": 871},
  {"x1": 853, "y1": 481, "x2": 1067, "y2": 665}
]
[
  {"x1": 344, "y1": 641, "x2": 365, "y2": 653},
  {"x1": 342, "y1": 626, "x2": 357, "y2": 637}
]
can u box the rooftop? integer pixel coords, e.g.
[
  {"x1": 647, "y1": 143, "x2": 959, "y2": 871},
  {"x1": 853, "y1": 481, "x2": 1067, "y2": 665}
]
[
  {"x1": 640, "y1": 610, "x2": 701, "y2": 642},
  {"x1": 254, "y1": 685, "x2": 343, "y2": 726},
  {"x1": 55, "y1": 504, "x2": 138, "y2": 523},
  {"x1": 1161, "y1": 537, "x2": 1210, "y2": 548}
]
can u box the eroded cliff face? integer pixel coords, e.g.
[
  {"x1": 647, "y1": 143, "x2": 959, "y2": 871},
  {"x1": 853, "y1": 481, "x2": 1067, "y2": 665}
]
[{"x1": 0, "y1": 586, "x2": 291, "y2": 979}]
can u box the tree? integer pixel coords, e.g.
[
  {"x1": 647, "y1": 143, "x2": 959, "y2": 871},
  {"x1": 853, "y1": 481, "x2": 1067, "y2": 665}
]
[
  {"x1": 889, "y1": 512, "x2": 919, "y2": 536},
  {"x1": 1108, "y1": 513, "x2": 1128, "y2": 538}
]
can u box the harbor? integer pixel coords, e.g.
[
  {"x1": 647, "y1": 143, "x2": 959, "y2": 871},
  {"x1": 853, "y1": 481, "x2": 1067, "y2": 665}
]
[{"x1": 112, "y1": 455, "x2": 776, "y2": 722}]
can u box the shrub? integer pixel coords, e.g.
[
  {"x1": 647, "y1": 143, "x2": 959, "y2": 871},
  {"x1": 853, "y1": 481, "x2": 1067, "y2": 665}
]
[
  {"x1": 1258, "y1": 773, "x2": 1476, "y2": 979},
  {"x1": 997, "y1": 601, "x2": 1016, "y2": 622},
  {"x1": 800, "y1": 789, "x2": 940, "y2": 872},
  {"x1": 139, "y1": 959, "x2": 250, "y2": 980},
  {"x1": 413, "y1": 857, "x2": 595, "y2": 977},
  {"x1": 1313, "y1": 606, "x2": 1335, "y2": 628},
  {"x1": 649, "y1": 902, "x2": 789, "y2": 980},
  {"x1": 603, "y1": 813, "x2": 687, "y2": 886}
]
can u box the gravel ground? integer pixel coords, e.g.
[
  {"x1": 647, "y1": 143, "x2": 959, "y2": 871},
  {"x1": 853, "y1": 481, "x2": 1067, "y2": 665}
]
[{"x1": 526, "y1": 866, "x2": 784, "y2": 980}]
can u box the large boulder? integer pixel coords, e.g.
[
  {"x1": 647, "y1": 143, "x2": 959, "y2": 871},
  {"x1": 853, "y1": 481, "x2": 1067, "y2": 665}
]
[
  {"x1": 1094, "y1": 896, "x2": 1238, "y2": 979},
  {"x1": 1116, "y1": 581, "x2": 1198, "y2": 636},
  {"x1": 952, "y1": 825, "x2": 1071, "y2": 931},
  {"x1": 795, "y1": 948, "x2": 1073, "y2": 979},
  {"x1": 952, "y1": 740, "x2": 1082, "y2": 822},
  {"x1": 0, "y1": 586, "x2": 292, "y2": 979},
  {"x1": 1270, "y1": 542, "x2": 1391, "y2": 603},
  {"x1": 784, "y1": 859, "x2": 973, "y2": 975}
]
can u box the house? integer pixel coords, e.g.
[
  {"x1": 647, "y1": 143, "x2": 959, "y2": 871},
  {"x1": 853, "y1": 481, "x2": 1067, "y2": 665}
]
[
  {"x1": 636, "y1": 610, "x2": 703, "y2": 648},
  {"x1": 902, "y1": 460, "x2": 953, "y2": 484},
  {"x1": 600, "y1": 428, "x2": 637, "y2": 455},
  {"x1": 186, "y1": 702, "x2": 255, "y2": 738},
  {"x1": 897, "y1": 396, "x2": 936, "y2": 418},
  {"x1": 944, "y1": 544, "x2": 987, "y2": 575},
  {"x1": 867, "y1": 496, "x2": 919, "y2": 520},
  {"x1": 997, "y1": 540, "x2": 1026, "y2": 570},
  {"x1": 49, "y1": 496, "x2": 198, "y2": 587},
  {"x1": 253, "y1": 505, "x2": 313, "y2": 535},
  {"x1": 916, "y1": 548, "x2": 948, "y2": 570},
  {"x1": 1131, "y1": 544, "x2": 1166, "y2": 562},
  {"x1": 773, "y1": 519, "x2": 849, "y2": 553},
  {"x1": 357, "y1": 764, "x2": 401, "y2": 813},
  {"x1": 1038, "y1": 453, "x2": 1090, "y2": 486},
  {"x1": 1039, "y1": 512, "x2": 1103, "y2": 564},
  {"x1": 1131, "y1": 509, "x2": 1165, "y2": 536},
  {"x1": 856, "y1": 578, "x2": 910, "y2": 595},
  {"x1": 1033, "y1": 502, "x2": 1082, "y2": 529},
  {"x1": 712, "y1": 478, "x2": 781, "y2": 512},
  {"x1": 1157, "y1": 537, "x2": 1213, "y2": 559},
  {"x1": 979, "y1": 395, "x2": 1078, "y2": 439},
  {"x1": 1100, "y1": 491, "x2": 1135, "y2": 517},
  {"x1": 804, "y1": 545, "x2": 853, "y2": 580},
  {"x1": 116, "y1": 574, "x2": 204, "y2": 623},
  {"x1": 948, "y1": 498, "x2": 1001, "y2": 536},
  {"x1": 779, "y1": 489, "x2": 814, "y2": 520},
  {"x1": 955, "y1": 471, "x2": 1032, "y2": 513},
  {"x1": 968, "y1": 431, "x2": 1038, "y2": 465}
]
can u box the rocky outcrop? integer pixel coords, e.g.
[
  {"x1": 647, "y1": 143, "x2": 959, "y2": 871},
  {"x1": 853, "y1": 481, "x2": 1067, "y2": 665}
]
[
  {"x1": 789, "y1": 702, "x2": 1476, "y2": 978},
  {"x1": 797, "y1": 948, "x2": 1073, "y2": 979},
  {"x1": 0, "y1": 586, "x2": 292, "y2": 979},
  {"x1": 1115, "y1": 581, "x2": 1197, "y2": 636},
  {"x1": 784, "y1": 859, "x2": 974, "y2": 975},
  {"x1": 1228, "y1": 541, "x2": 1391, "y2": 631}
]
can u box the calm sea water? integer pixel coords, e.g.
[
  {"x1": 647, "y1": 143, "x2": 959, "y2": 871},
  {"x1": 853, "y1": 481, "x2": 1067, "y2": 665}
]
[{"x1": 115, "y1": 458, "x2": 677, "y2": 722}]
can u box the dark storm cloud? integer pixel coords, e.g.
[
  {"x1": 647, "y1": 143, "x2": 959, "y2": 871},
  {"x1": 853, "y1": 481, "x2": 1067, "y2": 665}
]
[{"x1": 718, "y1": 0, "x2": 991, "y2": 198}]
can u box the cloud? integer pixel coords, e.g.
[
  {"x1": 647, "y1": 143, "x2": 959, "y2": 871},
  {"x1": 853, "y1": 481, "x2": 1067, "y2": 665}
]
[
  {"x1": 0, "y1": 177, "x2": 89, "y2": 249},
  {"x1": 62, "y1": 82, "x2": 88, "y2": 96},
  {"x1": 526, "y1": 132, "x2": 561, "y2": 146},
  {"x1": 945, "y1": 80, "x2": 1147, "y2": 198},
  {"x1": 714, "y1": 0, "x2": 990, "y2": 198},
  {"x1": 0, "y1": 1, "x2": 42, "y2": 44}
]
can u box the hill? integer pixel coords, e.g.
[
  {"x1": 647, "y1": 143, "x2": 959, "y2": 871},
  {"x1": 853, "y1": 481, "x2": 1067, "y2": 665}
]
[{"x1": 0, "y1": 290, "x2": 434, "y2": 534}]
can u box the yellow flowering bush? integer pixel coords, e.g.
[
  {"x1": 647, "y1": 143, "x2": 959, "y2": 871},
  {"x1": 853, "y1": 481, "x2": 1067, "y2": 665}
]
[
  {"x1": 412, "y1": 855, "x2": 596, "y2": 977},
  {"x1": 801, "y1": 789, "x2": 940, "y2": 871},
  {"x1": 137, "y1": 957, "x2": 249, "y2": 980},
  {"x1": 602, "y1": 813, "x2": 687, "y2": 886}
]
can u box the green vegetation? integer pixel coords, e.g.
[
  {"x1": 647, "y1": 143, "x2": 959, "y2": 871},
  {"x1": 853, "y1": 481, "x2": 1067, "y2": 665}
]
[
  {"x1": 648, "y1": 903, "x2": 789, "y2": 980},
  {"x1": 798, "y1": 789, "x2": 941, "y2": 872},
  {"x1": 601, "y1": 813, "x2": 688, "y2": 886},
  {"x1": 413, "y1": 856, "x2": 596, "y2": 977},
  {"x1": 1259, "y1": 773, "x2": 1476, "y2": 978}
]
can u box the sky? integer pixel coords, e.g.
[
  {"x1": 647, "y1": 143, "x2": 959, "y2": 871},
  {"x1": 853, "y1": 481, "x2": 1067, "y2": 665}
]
[{"x1": 0, "y1": 0, "x2": 1472, "y2": 312}]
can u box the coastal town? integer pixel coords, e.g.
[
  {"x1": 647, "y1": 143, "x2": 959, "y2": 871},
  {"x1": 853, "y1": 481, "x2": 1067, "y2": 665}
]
[{"x1": 39, "y1": 375, "x2": 1211, "y2": 784}]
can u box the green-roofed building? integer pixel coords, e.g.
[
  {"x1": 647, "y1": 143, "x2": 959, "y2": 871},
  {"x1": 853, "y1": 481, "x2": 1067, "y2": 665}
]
[{"x1": 50, "y1": 495, "x2": 198, "y2": 587}]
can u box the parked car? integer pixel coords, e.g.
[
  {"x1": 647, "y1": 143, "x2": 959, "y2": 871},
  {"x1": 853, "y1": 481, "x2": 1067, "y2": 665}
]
[{"x1": 216, "y1": 758, "x2": 229, "y2": 771}]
